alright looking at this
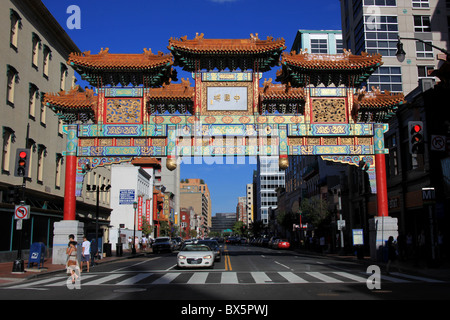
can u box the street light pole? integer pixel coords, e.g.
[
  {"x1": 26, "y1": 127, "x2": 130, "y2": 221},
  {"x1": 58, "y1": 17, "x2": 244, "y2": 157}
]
[
  {"x1": 396, "y1": 37, "x2": 450, "y2": 62},
  {"x1": 132, "y1": 201, "x2": 138, "y2": 254}
]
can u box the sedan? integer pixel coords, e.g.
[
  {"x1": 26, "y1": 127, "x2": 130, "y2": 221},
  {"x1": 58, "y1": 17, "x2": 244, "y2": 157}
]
[
  {"x1": 197, "y1": 240, "x2": 221, "y2": 262},
  {"x1": 276, "y1": 239, "x2": 290, "y2": 249},
  {"x1": 177, "y1": 244, "x2": 215, "y2": 269}
]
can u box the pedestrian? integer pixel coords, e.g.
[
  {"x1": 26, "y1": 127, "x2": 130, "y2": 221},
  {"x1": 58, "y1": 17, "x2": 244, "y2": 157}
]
[
  {"x1": 128, "y1": 236, "x2": 132, "y2": 250},
  {"x1": 66, "y1": 240, "x2": 79, "y2": 283},
  {"x1": 386, "y1": 236, "x2": 400, "y2": 274},
  {"x1": 80, "y1": 236, "x2": 90, "y2": 272}
]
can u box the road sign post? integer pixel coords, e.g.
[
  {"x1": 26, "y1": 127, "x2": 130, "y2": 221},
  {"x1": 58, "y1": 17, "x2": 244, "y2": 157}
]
[{"x1": 12, "y1": 203, "x2": 30, "y2": 273}]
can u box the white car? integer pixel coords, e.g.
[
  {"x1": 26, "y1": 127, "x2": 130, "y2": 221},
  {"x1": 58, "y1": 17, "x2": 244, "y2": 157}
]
[{"x1": 177, "y1": 244, "x2": 215, "y2": 269}]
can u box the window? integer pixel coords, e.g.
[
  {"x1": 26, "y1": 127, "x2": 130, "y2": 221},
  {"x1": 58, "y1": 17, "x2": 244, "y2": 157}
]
[
  {"x1": 2, "y1": 127, "x2": 15, "y2": 173},
  {"x1": 363, "y1": 0, "x2": 396, "y2": 5},
  {"x1": 29, "y1": 83, "x2": 39, "y2": 119},
  {"x1": 43, "y1": 46, "x2": 51, "y2": 78},
  {"x1": 55, "y1": 154, "x2": 63, "y2": 188},
  {"x1": 6, "y1": 65, "x2": 19, "y2": 106},
  {"x1": 336, "y1": 39, "x2": 344, "y2": 53},
  {"x1": 37, "y1": 144, "x2": 46, "y2": 183},
  {"x1": 364, "y1": 15, "x2": 399, "y2": 56},
  {"x1": 10, "y1": 10, "x2": 21, "y2": 49},
  {"x1": 40, "y1": 92, "x2": 46, "y2": 125},
  {"x1": 414, "y1": 16, "x2": 431, "y2": 32},
  {"x1": 32, "y1": 33, "x2": 41, "y2": 68},
  {"x1": 416, "y1": 41, "x2": 433, "y2": 58},
  {"x1": 367, "y1": 66, "x2": 402, "y2": 92},
  {"x1": 60, "y1": 64, "x2": 68, "y2": 91},
  {"x1": 417, "y1": 65, "x2": 434, "y2": 79},
  {"x1": 310, "y1": 39, "x2": 328, "y2": 54},
  {"x1": 412, "y1": 0, "x2": 429, "y2": 8}
]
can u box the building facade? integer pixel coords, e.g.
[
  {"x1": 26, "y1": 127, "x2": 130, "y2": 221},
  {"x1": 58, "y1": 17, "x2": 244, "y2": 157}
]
[
  {"x1": 0, "y1": 0, "x2": 111, "y2": 261},
  {"x1": 340, "y1": 0, "x2": 449, "y2": 95},
  {"x1": 255, "y1": 156, "x2": 286, "y2": 226}
]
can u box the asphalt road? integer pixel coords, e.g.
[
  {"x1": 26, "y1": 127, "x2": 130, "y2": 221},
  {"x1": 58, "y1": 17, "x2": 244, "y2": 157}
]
[{"x1": 0, "y1": 244, "x2": 448, "y2": 309}]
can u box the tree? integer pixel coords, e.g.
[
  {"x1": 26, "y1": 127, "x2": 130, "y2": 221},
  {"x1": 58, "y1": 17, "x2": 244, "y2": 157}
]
[
  {"x1": 141, "y1": 218, "x2": 153, "y2": 237},
  {"x1": 159, "y1": 221, "x2": 171, "y2": 236},
  {"x1": 300, "y1": 197, "x2": 330, "y2": 228}
]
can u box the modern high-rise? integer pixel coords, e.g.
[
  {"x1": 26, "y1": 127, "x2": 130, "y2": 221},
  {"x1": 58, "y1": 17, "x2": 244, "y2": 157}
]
[
  {"x1": 255, "y1": 156, "x2": 285, "y2": 226},
  {"x1": 340, "y1": 0, "x2": 449, "y2": 95}
]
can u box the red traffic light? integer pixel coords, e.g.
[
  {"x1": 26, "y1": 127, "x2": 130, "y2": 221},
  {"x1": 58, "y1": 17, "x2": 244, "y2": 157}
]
[
  {"x1": 412, "y1": 124, "x2": 422, "y2": 133},
  {"x1": 19, "y1": 151, "x2": 27, "y2": 159}
]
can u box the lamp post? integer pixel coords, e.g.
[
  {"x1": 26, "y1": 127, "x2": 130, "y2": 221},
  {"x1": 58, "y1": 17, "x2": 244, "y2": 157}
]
[
  {"x1": 132, "y1": 201, "x2": 138, "y2": 254},
  {"x1": 86, "y1": 183, "x2": 111, "y2": 259},
  {"x1": 396, "y1": 37, "x2": 450, "y2": 62}
]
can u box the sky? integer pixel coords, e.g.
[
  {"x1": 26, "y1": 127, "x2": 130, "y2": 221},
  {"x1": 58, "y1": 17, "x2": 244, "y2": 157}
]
[{"x1": 41, "y1": 0, "x2": 342, "y2": 214}]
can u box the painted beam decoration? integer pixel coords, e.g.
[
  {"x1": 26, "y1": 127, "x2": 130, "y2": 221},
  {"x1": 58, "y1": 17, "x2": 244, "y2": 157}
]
[{"x1": 44, "y1": 33, "x2": 406, "y2": 196}]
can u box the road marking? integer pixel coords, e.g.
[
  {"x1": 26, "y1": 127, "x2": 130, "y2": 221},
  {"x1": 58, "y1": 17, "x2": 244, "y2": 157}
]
[
  {"x1": 251, "y1": 272, "x2": 272, "y2": 284},
  {"x1": 275, "y1": 261, "x2": 293, "y2": 271},
  {"x1": 111, "y1": 258, "x2": 158, "y2": 272},
  {"x1": 152, "y1": 273, "x2": 180, "y2": 284},
  {"x1": 83, "y1": 274, "x2": 124, "y2": 286},
  {"x1": 116, "y1": 273, "x2": 153, "y2": 285},
  {"x1": 46, "y1": 274, "x2": 96, "y2": 287},
  {"x1": 221, "y1": 272, "x2": 238, "y2": 284},
  {"x1": 333, "y1": 272, "x2": 367, "y2": 283},
  {"x1": 187, "y1": 272, "x2": 209, "y2": 284},
  {"x1": 278, "y1": 272, "x2": 308, "y2": 283},
  {"x1": 306, "y1": 272, "x2": 343, "y2": 283},
  {"x1": 225, "y1": 253, "x2": 232, "y2": 271},
  {"x1": 9, "y1": 276, "x2": 65, "y2": 288}
]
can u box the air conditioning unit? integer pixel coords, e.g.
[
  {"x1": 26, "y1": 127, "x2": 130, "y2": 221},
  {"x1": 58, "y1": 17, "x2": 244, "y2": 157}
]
[{"x1": 419, "y1": 78, "x2": 435, "y2": 92}]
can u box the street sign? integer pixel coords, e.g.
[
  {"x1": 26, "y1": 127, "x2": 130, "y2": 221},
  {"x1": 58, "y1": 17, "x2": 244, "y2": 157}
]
[
  {"x1": 352, "y1": 229, "x2": 364, "y2": 245},
  {"x1": 337, "y1": 219, "x2": 346, "y2": 230},
  {"x1": 119, "y1": 189, "x2": 135, "y2": 205},
  {"x1": 422, "y1": 187, "x2": 436, "y2": 204},
  {"x1": 14, "y1": 205, "x2": 30, "y2": 220},
  {"x1": 431, "y1": 135, "x2": 446, "y2": 152}
]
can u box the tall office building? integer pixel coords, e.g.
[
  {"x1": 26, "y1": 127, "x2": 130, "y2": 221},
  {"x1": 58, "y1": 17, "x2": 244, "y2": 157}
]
[
  {"x1": 255, "y1": 156, "x2": 285, "y2": 226},
  {"x1": 340, "y1": 0, "x2": 449, "y2": 95}
]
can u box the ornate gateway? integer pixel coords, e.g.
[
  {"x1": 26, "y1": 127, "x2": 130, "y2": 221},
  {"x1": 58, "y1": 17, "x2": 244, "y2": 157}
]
[{"x1": 44, "y1": 34, "x2": 404, "y2": 221}]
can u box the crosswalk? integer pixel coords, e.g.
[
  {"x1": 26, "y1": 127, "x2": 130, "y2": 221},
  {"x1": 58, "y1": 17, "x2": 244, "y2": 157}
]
[{"x1": 4, "y1": 270, "x2": 445, "y2": 289}]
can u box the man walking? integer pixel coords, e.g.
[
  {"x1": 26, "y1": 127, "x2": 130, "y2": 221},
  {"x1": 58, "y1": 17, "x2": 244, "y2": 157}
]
[{"x1": 81, "y1": 236, "x2": 90, "y2": 272}]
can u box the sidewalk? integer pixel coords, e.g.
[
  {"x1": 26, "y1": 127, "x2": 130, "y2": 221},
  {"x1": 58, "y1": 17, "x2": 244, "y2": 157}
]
[{"x1": 0, "y1": 249, "x2": 149, "y2": 287}]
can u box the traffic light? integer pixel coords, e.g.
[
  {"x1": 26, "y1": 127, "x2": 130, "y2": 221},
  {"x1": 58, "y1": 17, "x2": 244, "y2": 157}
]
[
  {"x1": 14, "y1": 148, "x2": 30, "y2": 177},
  {"x1": 408, "y1": 121, "x2": 424, "y2": 154}
]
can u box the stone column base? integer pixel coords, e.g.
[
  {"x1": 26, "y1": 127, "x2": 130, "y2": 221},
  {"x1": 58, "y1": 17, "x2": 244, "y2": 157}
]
[
  {"x1": 369, "y1": 216, "x2": 398, "y2": 261},
  {"x1": 52, "y1": 220, "x2": 84, "y2": 265}
]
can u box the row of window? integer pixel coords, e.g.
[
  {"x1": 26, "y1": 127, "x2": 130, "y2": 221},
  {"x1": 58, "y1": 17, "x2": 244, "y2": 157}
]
[
  {"x1": 6, "y1": 66, "x2": 64, "y2": 134},
  {"x1": 1, "y1": 128, "x2": 63, "y2": 188},
  {"x1": 9, "y1": 9, "x2": 72, "y2": 91},
  {"x1": 362, "y1": 0, "x2": 430, "y2": 7}
]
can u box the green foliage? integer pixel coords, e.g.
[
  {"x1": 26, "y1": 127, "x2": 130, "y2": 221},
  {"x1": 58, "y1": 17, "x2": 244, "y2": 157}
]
[{"x1": 300, "y1": 197, "x2": 330, "y2": 227}]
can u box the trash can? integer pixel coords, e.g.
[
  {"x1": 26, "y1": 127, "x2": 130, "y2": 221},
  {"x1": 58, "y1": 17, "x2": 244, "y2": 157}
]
[
  {"x1": 103, "y1": 243, "x2": 112, "y2": 257},
  {"x1": 116, "y1": 243, "x2": 123, "y2": 257}
]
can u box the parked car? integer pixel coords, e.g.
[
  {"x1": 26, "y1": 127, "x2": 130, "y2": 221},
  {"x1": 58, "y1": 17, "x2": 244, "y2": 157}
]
[
  {"x1": 177, "y1": 244, "x2": 215, "y2": 269},
  {"x1": 152, "y1": 237, "x2": 173, "y2": 254},
  {"x1": 269, "y1": 237, "x2": 280, "y2": 248},
  {"x1": 197, "y1": 240, "x2": 222, "y2": 261},
  {"x1": 172, "y1": 237, "x2": 183, "y2": 250},
  {"x1": 276, "y1": 239, "x2": 290, "y2": 249}
]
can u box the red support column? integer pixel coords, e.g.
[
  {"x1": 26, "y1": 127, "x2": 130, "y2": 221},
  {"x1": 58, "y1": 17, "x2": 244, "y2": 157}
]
[
  {"x1": 63, "y1": 154, "x2": 77, "y2": 220},
  {"x1": 375, "y1": 153, "x2": 389, "y2": 217}
]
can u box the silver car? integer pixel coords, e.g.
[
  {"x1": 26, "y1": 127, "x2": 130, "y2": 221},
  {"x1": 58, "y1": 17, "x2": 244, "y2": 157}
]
[{"x1": 177, "y1": 244, "x2": 215, "y2": 269}]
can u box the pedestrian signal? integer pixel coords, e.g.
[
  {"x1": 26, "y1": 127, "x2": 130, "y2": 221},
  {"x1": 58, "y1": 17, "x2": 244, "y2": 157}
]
[
  {"x1": 408, "y1": 121, "x2": 424, "y2": 154},
  {"x1": 14, "y1": 149, "x2": 30, "y2": 177}
]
